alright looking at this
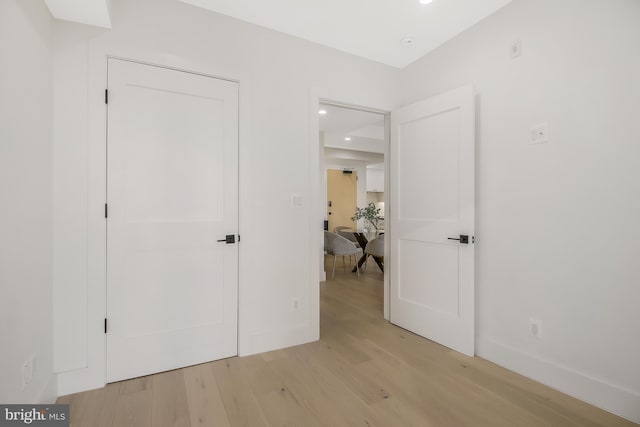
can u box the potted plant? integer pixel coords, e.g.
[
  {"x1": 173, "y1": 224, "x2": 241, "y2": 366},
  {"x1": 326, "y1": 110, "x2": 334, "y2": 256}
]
[{"x1": 351, "y1": 203, "x2": 383, "y2": 232}]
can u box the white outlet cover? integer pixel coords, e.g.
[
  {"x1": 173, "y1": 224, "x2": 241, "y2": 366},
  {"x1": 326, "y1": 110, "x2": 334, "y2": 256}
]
[
  {"x1": 529, "y1": 318, "x2": 543, "y2": 338},
  {"x1": 22, "y1": 361, "x2": 30, "y2": 389},
  {"x1": 30, "y1": 355, "x2": 36, "y2": 379}
]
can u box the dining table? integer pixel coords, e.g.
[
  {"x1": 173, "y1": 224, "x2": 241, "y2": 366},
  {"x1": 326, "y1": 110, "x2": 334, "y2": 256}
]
[{"x1": 345, "y1": 229, "x2": 384, "y2": 273}]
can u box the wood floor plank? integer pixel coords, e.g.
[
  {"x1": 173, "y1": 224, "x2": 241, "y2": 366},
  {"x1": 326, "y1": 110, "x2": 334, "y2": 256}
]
[
  {"x1": 237, "y1": 354, "x2": 285, "y2": 398},
  {"x1": 77, "y1": 382, "x2": 121, "y2": 427},
  {"x1": 242, "y1": 355, "x2": 324, "y2": 427},
  {"x1": 110, "y1": 375, "x2": 153, "y2": 427},
  {"x1": 55, "y1": 382, "x2": 121, "y2": 427},
  {"x1": 290, "y1": 340, "x2": 389, "y2": 405},
  {"x1": 182, "y1": 362, "x2": 230, "y2": 427},
  {"x1": 112, "y1": 383, "x2": 152, "y2": 427},
  {"x1": 119, "y1": 375, "x2": 152, "y2": 395},
  {"x1": 267, "y1": 354, "x2": 380, "y2": 426},
  {"x1": 150, "y1": 369, "x2": 191, "y2": 427},
  {"x1": 210, "y1": 358, "x2": 268, "y2": 427}
]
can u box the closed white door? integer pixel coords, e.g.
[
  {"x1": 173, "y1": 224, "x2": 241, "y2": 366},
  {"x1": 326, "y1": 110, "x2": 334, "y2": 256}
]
[
  {"x1": 390, "y1": 85, "x2": 475, "y2": 356},
  {"x1": 106, "y1": 58, "x2": 239, "y2": 382}
]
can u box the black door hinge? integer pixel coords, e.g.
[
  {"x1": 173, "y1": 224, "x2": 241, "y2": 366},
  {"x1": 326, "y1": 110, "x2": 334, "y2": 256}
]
[
  {"x1": 104, "y1": 318, "x2": 108, "y2": 334},
  {"x1": 104, "y1": 203, "x2": 108, "y2": 218},
  {"x1": 105, "y1": 89, "x2": 108, "y2": 104}
]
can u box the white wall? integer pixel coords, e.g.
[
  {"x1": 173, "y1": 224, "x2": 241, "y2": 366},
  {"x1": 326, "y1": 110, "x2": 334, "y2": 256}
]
[
  {"x1": 0, "y1": 0, "x2": 56, "y2": 404},
  {"x1": 52, "y1": 0, "x2": 397, "y2": 394},
  {"x1": 399, "y1": 0, "x2": 640, "y2": 421}
]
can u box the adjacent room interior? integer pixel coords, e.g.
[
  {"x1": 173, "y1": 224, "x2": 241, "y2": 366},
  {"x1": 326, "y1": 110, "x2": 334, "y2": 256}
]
[
  {"x1": 1, "y1": 0, "x2": 639, "y2": 425},
  {"x1": 320, "y1": 102, "x2": 386, "y2": 282}
]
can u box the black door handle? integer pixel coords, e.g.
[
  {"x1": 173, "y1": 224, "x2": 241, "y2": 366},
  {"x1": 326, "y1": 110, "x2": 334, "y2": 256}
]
[
  {"x1": 448, "y1": 235, "x2": 469, "y2": 244},
  {"x1": 217, "y1": 234, "x2": 236, "y2": 244}
]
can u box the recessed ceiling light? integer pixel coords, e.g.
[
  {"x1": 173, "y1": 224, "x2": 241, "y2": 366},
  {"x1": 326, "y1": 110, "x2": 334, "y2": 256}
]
[
  {"x1": 419, "y1": 0, "x2": 433, "y2": 4},
  {"x1": 400, "y1": 37, "x2": 415, "y2": 46},
  {"x1": 345, "y1": 137, "x2": 352, "y2": 141},
  {"x1": 318, "y1": 109, "x2": 327, "y2": 115}
]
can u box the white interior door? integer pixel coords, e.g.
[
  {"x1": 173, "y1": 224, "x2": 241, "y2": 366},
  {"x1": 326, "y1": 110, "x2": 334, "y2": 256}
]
[
  {"x1": 390, "y1": 85, "x2": 475, "y2": 356},
  {"x1": 106, "y1": 58, "x2": 238, "y2": 382}
]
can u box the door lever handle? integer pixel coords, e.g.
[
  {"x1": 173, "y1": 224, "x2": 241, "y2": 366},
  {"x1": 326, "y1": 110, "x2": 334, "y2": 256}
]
[
  {"x1": 217, "y1": 235, "x2": 236, "y2": 244},
  {"x1": 448, "y1": 235, "x2": 469, "y2": 244}
]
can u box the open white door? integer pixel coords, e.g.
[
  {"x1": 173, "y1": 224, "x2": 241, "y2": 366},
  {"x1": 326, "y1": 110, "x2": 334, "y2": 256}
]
[
  {"x1": 106, "y1": 58, "x2": 239, "y2": 382},
  {"x1": 390, "y1": 85, "x2": 475, "y2": 356}
]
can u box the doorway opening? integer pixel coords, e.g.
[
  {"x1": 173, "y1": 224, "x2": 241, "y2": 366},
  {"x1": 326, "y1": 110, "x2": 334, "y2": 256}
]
[{"x1": 318, "y1": 101, "x2": 389, "y2": 321}]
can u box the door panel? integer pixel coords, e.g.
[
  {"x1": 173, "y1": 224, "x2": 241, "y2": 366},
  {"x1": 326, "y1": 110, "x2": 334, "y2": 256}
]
[
  {"x1": 327, "y1": 169, "x2": 357, "y2": 232},
  {"x1": 390, "y1": 85, "x2": 475, "y2": 356},
  {"x1": 106, "y1": 58, "x2": 238, "y2": 382},
  {"x1": 397, "y1": 109, "x2": 460, "y2": 222},
  {"x1": 398, "y1": 240, "x2": 459, "y2": 316}
]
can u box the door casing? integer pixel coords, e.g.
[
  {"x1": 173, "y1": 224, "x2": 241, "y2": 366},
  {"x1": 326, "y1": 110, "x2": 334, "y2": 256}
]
[
  {"x1": 56, "y1": 46, "x2": 252, "y2": 396},
  {"x1": 314, "y1": 97, "x2": 391, "y2": 318}
]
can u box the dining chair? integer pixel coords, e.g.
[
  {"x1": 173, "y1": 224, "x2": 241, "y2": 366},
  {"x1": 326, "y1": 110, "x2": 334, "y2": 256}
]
[
  {"x1": 324, "y1": 231, "x2": 361, "y2": 278},
  {"x1": 338, "y1": 231, "x2": 361, "y2": 248},
  {"x1": 363, "y1": 234, "x2": 384, "y2": 272},
  {"x1": 334, "y1": 225, "x2": 361, "y2": 248}
]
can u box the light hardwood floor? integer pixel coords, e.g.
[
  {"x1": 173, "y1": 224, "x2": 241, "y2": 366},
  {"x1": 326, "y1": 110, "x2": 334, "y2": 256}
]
[{"x1": 57, "y1": 256, "x2": 636, "y2": 426}]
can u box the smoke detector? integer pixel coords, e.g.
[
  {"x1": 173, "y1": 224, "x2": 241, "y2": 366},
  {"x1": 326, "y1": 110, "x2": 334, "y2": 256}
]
[{"x1": 400, "y1": 37, "x2": 415, "y2": 46}]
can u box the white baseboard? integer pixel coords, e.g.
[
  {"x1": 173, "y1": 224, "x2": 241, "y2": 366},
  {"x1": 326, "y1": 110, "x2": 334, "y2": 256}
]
[
  {"x1": 477, "y1": 337, "x2": 640, "y2": 424},
  {"x1": 36, "y1": 374, "x2": 58, "y2": 404},
  {"x1": 243, "y1": 324, "x2": 319, "y2": 357},
  {"x1": 56, "y1": 367, "x2": 105, "y2": 397}
]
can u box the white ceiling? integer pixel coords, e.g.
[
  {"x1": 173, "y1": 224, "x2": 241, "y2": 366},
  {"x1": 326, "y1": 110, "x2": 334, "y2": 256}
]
[
  {"x1": 324, "y1": 147, "x2": 384, "y2": 167},
  {"x1": 320, "y1": 104, "x2": 384, "y2": 157},
  {"x1": 320, "y1": 104, "x2": 384, "y2": 165},
  {"x1": 179, "y1": 0, "x2": 513, "y2": 68},
  {"x1": 319, "y1": 104, "x2": 383, "y2": 134}
]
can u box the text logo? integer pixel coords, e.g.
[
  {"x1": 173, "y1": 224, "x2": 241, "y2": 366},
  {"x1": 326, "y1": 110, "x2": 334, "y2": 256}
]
[{"x1": 1, "y1": 405, "x2": 69, "y2": 427}]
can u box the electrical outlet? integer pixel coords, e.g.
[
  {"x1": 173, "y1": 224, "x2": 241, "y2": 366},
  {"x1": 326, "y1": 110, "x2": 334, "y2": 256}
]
[
  {"x1": 529, "y1": 318, "x2": 543, "y2": 338},
  {"x1": 291, "y1": 297, "x2": 300, "y2": 311},
  {"x1": 30, "y1": 354, "x2": 37, "y2": 380},
  {"x1": 22, "y1": 360, "x2": 31, "y2": 389}
]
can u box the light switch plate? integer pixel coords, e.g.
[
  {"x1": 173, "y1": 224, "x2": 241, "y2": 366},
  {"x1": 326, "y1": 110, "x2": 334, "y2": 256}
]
[{"x1": 291, "y1": 193, "x2": 304, "y2": 208}]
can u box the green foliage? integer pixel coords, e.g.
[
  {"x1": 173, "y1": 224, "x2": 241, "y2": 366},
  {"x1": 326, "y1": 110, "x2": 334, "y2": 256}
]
[{"x1": 351, "y1": 203, "x2": 383, "y2": 230}]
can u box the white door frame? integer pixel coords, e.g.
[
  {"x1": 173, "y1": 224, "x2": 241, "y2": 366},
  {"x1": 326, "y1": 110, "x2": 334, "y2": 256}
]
[
  {"x1": 311, "y1": 93, "x2": 392, "y2": 320},
  {"x1": 56, "y1": 42, "x2": 251, "y2": 396}
]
